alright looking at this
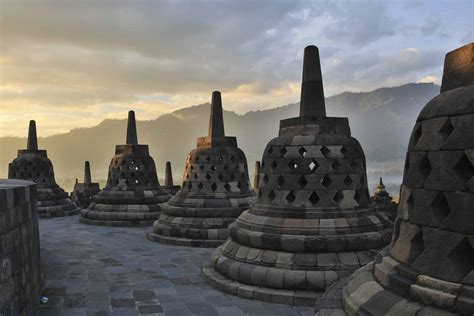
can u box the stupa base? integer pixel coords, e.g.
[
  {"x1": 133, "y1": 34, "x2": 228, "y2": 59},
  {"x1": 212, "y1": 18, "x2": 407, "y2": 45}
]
[
  {"x1": 146, "y1": 232, "x2": 224, "y2": 247},
  {"x1": 79, "y1": 217, "x2": 155, "y2": 227},
  {"x1": 38, "y1": 207, "x2": 81, "y2": 218},
  {"x1": 202, "y1": 265, "x2": 320, "y2": 306}
]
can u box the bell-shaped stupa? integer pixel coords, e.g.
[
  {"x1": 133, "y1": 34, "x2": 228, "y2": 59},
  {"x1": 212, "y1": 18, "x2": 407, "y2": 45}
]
[
  {"x1": 371, "y1": 177, "x2": 395, "y2": 221},
  {"x1": 161, "y1": 161, "x2": 180, "y2": 195},
  {"x1": 70, "y1": 161, "x2": 101, "y2": 208},
  {"x1": 202, "y1": 46, "x2": 392, "y2": 306},
  {"x1": 317, "y1": 43, "x2": 474, "y2": 315},
  {"x1": 147, "y1": 91, "x2": 256, "y2": 247},
  {"x1": 80, "y1": 111, "x2": 169, "y2": 226},
  {"x1": 8, "y1": 120, "x2": 81, "y2": 217}
]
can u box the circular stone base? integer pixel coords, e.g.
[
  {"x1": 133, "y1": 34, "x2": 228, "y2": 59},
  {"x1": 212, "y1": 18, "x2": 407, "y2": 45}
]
[
  {"x1": 79, "y1": 217, "x2": 155, "y2": 227},
  {"x1": 201, "y1": 265, "x2": 320, "y2": 306},
  {"x1": 38, "y1": 208, "x2": 81, "y2": 218},
  {"x1": 146, "y1": 232, "x2": 223, "y2": 248}
]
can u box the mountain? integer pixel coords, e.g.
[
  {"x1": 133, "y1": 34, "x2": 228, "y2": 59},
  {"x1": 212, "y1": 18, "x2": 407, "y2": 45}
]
[{"x1": 0, "y1": 83, "x2": 439, "y2": 194}]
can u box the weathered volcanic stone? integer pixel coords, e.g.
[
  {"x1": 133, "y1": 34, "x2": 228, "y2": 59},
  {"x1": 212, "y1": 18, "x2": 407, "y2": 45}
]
[
  {"x1": 161, "y1": 161, "x2": 180, "y2": 195},
  {"x1": 0, "y1": 179, "x2": 41, "y2": 316},
  {"x1": 70, "y1": 161, "x2": 100, "y2": 208},
  {"x1": 147, "y1": 91, "x2": 256, "y2": 247},
  {"x1": 317, "y1": 43, "x2": 474, "y2": 316},
  {"x1": 80, "y1": 111, "x2": 169, "y2": 226},
  {"x1": 371, "y1": 177, "x2": 396, "y2": 222},
  {"x1": 8, "y1": 121, "x2": 81, "y2": 218},
  {"x1": 202, "y1": 46, "x2": 392, "y2": 306}
]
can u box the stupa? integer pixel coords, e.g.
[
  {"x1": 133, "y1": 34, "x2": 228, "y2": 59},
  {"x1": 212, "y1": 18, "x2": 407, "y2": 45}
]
[
  {"x1": 161, "y1": 161, "x2": 180, "y2": 195},
  {"x1": 202, "y1": 46, "x2": 392, "y2": 306},
  {"x1": 147, "y1": 91, "x2": 256, "y2": 247},
  {"x1": 8, "y1": 120, "x2": 81, "y2": 218},
  {"x1": 316, "y1": 43, "x2": 474, "y2": 315},
  {"x1": 371, "y1": 177, "x2": 395, "y2": 221},
  {"x1": 79, "y1": 111, "x2": 169, "y2": 226},
  {"x1": 70, "y1": 161, "x2": 101, "y2": 208}
]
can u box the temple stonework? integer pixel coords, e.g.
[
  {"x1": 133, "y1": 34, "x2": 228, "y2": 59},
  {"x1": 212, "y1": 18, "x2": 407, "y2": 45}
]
[
  {"x1": 70, "y1": 161, "x2": 100, "y2": 208},
  {"x1": 79, "y1": 111, "x2": 169, "y2": 226},
  {"x1": 371, "y1": 177, "x2": 395, "y2": 221},
  {"x1": 202, "y1": 46, "x2": 392, "y2": 306},
  {"x1": 147, "y1": 91, "x2": 256, "y2": 247},
  {"x1": 317, "y1": 43, "x2": 474, "y2": 315},
  {"x1": 161, "y1": 161, "x2": 180, "y2": 195},
  {"x1": 8, "y1": 121, "x2": 81, "y2": 217}
]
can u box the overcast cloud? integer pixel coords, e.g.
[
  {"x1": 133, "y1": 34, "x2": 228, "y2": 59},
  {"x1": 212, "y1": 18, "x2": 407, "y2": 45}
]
[{"x1": 0, "y1": 0, "x2": 472, "y2": 136}]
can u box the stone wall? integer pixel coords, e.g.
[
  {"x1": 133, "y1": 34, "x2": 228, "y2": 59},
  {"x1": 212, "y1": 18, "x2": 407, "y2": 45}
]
[{"x1": 0, "y1": 179, "x2": 41, "y2": 316}]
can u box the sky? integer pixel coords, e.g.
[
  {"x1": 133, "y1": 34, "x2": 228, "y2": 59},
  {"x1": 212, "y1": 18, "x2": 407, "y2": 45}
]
[{"x1": 0, "y1": 0, "x2": 472, "y2": 137}]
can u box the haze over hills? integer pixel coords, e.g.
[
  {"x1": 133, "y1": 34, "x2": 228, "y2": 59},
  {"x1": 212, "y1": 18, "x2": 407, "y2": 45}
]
[{"x1": 0, "y1": 82, "x2": 439, "y2": 194}]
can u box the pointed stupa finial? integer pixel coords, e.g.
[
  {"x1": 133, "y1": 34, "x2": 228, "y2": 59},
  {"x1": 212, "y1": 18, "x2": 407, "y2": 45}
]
[
  {"x1": 379, "y1": 177, "x2": 383, "y2": 186},
  {"x1": 299, "y1": 45, "x2": 326, "y2": 117},
  {"x1": 126, "y1": 110, "x2": 138, "y2": 145},
  {"x1": 27, "y1": 120, "x2": 38, "y2": 150},
  {"x1": 208, "y1": 91, "x2": 225, "y2": 138},
  {"x1": 253, "y1": 161, "x2": 261, "y2": 190},
  {"x1": 84, "y1": 161, "x2": 92, "y2": 184},
  {"x1": 165, "y1": 161, "x2": 173, "y2": 187},
  {"x1": 75, "y1": 178, "x2": 79, "y2": 184}
]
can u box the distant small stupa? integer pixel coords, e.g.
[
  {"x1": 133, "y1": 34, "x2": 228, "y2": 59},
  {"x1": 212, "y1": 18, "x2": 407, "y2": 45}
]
[
  {"x1": 161, "y1": 161, "x2": 180, "y2": 195},
  {"x1": 371, "y1": 177, "x2": 395, "y2": 221},
  {"x1": 147, "y1": 91, "x2": 256, "y2": 247},
  {"x1": 253, "y1": 161, "x2": 261, "y2": 193},
  {"x1": 70, "y1": 161, "x2": 101, "y2": 208},
  {"x1": 8, "y1": 120, "x2": 81, "y2": 217},
  {"x1": 79, "y1": 110, "x2": 169, "y2": 226}
]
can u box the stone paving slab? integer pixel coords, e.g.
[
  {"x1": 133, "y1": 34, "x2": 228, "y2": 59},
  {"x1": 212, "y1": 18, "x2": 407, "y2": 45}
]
[{"x1": 38, "y1": 215, "x2": 313, "y2": 315}]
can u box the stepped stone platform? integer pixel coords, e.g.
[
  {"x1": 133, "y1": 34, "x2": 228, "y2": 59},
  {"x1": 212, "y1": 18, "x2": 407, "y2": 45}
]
[
  {"x1": 148, "y1": 92, "x2": 256, "y2": 247},
  {"x1": 316, "y1": 43, "x2": 474, "y2": 316},
  {"x1": 80, "y1": 111, "x2": 169, "y2": 227},
  {"x1": 203, "y1": 45, "x2": 392, "y2": 306},
  {"x1": 8, "y1": 120, "x2": 81, "y2": 218},
  {"x1": 70, "y1": 161, "x2": 101, "y2": 208}
]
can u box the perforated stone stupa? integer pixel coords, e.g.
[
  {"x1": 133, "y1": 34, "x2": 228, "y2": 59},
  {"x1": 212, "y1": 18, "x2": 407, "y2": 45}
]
[
  {"x1": 70, "y1": 161, "x2": 101, "y2": 208},
  {"x1": 202, "y1": 46, "x2": 392, "y2": 306},
  {"x1": 162, "y1": 161, "x2": 180, "y2": 195},
  {"x1": 147, "y1": 91, "x2": 256, "y2": 247},
  {"x1": 79, "y1": 111, "x2": 169, "y2": 226},
  {"x1": 371, "y1": 177, "x2": 395, "y2": 221},
  {"x1": 316, "y1": 43, "x2": 474, "y2": 316},
  {"x1": 8, "y1": 120, "x2": 81, "y2": 218}
]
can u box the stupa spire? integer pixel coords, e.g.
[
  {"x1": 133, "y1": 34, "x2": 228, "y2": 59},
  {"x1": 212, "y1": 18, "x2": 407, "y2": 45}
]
[
  {"x1": 126, "y1": 110, "x2": 138, "y2": 145},
  {"x1": 208, "y1": 91, "x2": 225, "y2": 138},
  {"x1": 84, "y1": 161, "x2": 92, "y2": 185},
  {"x1": 27, "y1": 120, "x2": 38, "y2": 151},
  {"x1": 299, "y1": 45, "x2": 326, "y2": 117},
  {"x1": 164, "y1": 161, "x2": 173, "y2": 187}
]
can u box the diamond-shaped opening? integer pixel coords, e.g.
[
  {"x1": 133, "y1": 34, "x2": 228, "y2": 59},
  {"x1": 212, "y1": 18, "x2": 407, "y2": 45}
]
[
  {"x1": 431, "y1": 192, "x2": 451, "y2": 224},
  {"x1": 205, "y1": 173, "x2": 211, "y2": 180},
  {"x1": 354, "y1": 190, "x2": 362, "y2": 204},
  {"x1": 263, "y1": 174, "x2": 269, "y2": 183},
  {"x1": 453, "y1": 152, "x2": 474, "y2": 184},
  {"x1": 341, "y1": 147, "x2": 347, "y2": 156},
  {"x1": 198, "y1": 182, "x2": 203, "y2": 190},
  {"x1": 285, "y1": 191, "x2": 296, "y2": 203},
  {"x1": 268, "y1": 190, "x2": 276, "y2": 201},
  {"x1": 439, "y1": 118, "x2": 454, "y2": 141},
  {"x1": 230, "y1": 156, "x2": 235, "y2": 161},
  {"x1": 321, "y1": 175, "x2": 332, "y2": 188},
  {"x1": 350, "y1": 159, "x2": 358, "y2": 169},
  {"x1": 193, "y1": 173, "x2": 198, "y2": 179},
  {"x1": 224, "y1": 164, "x2": 229, "y2": 171},
  {"x1": 224, "y1": 182, "x2": 231, "y2": 191},
  {"x1": 218, "y1": 174, "x2": 224, "y2": 180},
  {"x1": 280, "y1": 147, "x2": 287, "y2": 157},
  {"x1": 206, "y1": 156, "x2": 211, "y2": 161},
  {"x1": 267, "y1": 147, "x2": 274, "y2": 154},
  {"x1": 218, "y1": 156, "x2": 224, "y2": 161},
  {"x1": 298, "y1": 147, "x2": 307, "y2": 157},
  {"x1": 211, "y1": 183, "x2": 218, "y2": 191},
  {"x1": 320, "y1": 146, "x2": 330, "y2": 156},
  {"x1": 333, "y1": 191, "x2": 344, "y2": 203},
  {"x1": 195, "y1": 156, "x2": 200, "y2": 162},
  {"x1": 297, "y1": 175, "x2": 307, "y2": 188},
  {"x1": 277, "y1": 175, "x2": 285, "y2": 187},
  {"x1": 413, "y1": 123, "x2": 422, "y2": 145},
  {"x1": 408, "y1": 230, "x2": 424, "y2": 265},
  {"x1": 188, "y1": 182, "x2": 193, "y2": 189},
  {"x1": 271, "y1": 160, "x2": 278, "y2": 170},
  {"x1": 199, "y1": 165, "x2": 205, "y2": 171},
  {"x1": 231, "y1": 173, "x2": 236, "y2": 180},
  {"x1": 309, "y1": 160, "x2": 319, "y2": 172},
  {"x1": 419, "y1": 155, "x2": 431, "y2": 179},
  {"x1": 190, "y1": 165, "x2": 194, "y2": 170},
  {"x1": 308, "y1": 191, "x2": 320, "y2": 205},
  {"x1": 446, "y1": 238, "x2": 474, "y2": 281},
  {"x1": 211, "y1": 165, "x2": 217, "y2": 171},
  {"x1": 344, "y1": 175, "x2": 353, "y2": 186},
  {"x1": 332, "y1": 159, "x2": 341, "y2": 170},
  {"x1": 288, "y1": 161, "x2": 298, "y2": 170}
]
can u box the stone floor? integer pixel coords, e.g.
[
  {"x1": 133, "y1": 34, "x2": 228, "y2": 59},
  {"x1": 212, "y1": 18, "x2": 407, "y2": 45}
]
[{"x1": 38, "y1": 215, "x2": 314, "y2": 316}]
